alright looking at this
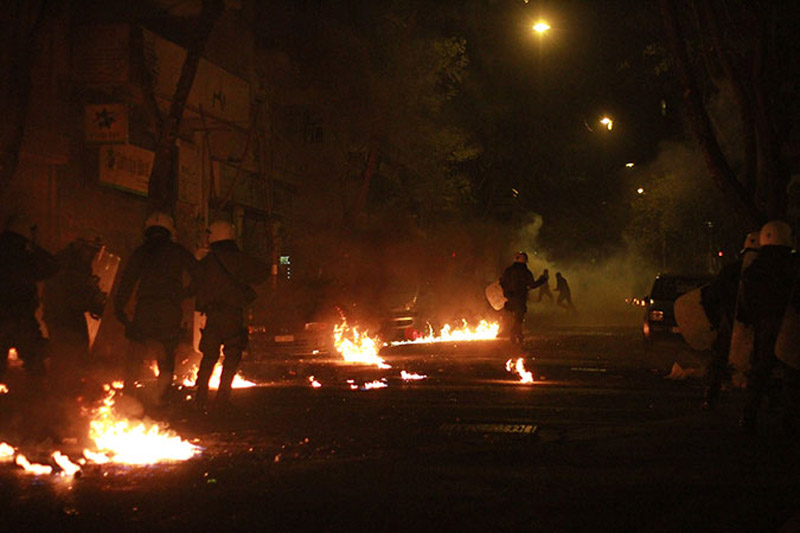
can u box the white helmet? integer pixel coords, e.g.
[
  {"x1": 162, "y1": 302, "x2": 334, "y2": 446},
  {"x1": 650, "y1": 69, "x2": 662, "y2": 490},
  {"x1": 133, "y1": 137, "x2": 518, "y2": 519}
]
[
  {"x1": 759, "y1": 220, "x2": 793, "y2": 247},
  {"x1": 4, "y1": 214, "x2": 36, "y2": 241},
  {"x1": 207, "y1": 220, "x2": 235, "y2": 244},
  {"x1": 514, "y1": 251, "x2": 528, "y2": 263},
  {"x1": 144, "y1": 212, "x2": 175, "y2": 236},
  {"x1": 741, "y1": 231, "x2": 760, "y2": 253}
]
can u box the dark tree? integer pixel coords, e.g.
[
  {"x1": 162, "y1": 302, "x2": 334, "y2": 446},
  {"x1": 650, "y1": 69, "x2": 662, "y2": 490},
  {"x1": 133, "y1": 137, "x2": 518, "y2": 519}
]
[
  {"x1": 0, "y1": 0, "x2": 49, "y2": 195},
  {"x1": 661, "y1": 0, "x2": 800, "y2": 224}
]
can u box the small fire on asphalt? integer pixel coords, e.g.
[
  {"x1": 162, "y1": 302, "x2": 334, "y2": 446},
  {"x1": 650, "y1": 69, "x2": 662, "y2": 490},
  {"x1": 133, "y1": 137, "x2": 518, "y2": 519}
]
[
  {"x1": 506, "y1": 358, "x2": 534, "y2": 384},
  {"x1": 333, "y1": 319, "x2": 390, "y2": 369},
  {"x1": 82, "y1": 382, "x2": 201, "y2": 465}
]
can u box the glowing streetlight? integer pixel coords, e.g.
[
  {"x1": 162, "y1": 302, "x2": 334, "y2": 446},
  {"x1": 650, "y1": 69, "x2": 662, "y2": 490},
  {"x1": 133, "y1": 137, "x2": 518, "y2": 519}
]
[
  {"x1": 600, "y1": 116, "x2": 613, "y2": 131},
  {"x1": 625, "y1": 162, "x2": 635, "y2": 168},
  {"x1": 533, "y1": 21, "x2": 551, "y2": 34},
  {"x1": 636, "y1": 187, "x2": 645, "y2": 195}
]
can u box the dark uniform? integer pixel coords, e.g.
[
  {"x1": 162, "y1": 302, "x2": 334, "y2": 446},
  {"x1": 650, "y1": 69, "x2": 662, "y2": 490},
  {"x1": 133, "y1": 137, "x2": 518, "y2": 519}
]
[
  {"x1": 194, "y1": 239, "x2": 267, "y2": 408},
  {"x1": 0, "y1": 228, "x2": 58, "y2": 377},
  {"x1": 699, "y1": 258, "x2": 743, "y2": 409},
  {"x1": 500, "y1": 261, "x2": 544, "y2": 344},
  {"x1": 43, "y1": 239, "x2": 106, "y2": 362},
  {"x1": 555, "y1": 272, "x2": 575, "y2": 312},
  {"x1": 114, "y1": 225, "x2": 196, "y2": 401},
  {"x1": 536, "y1": 269, "x2": 553, "y2": 303},
  {"x1": 739, "y1": 243, "x2": 798, "y2": 434}
]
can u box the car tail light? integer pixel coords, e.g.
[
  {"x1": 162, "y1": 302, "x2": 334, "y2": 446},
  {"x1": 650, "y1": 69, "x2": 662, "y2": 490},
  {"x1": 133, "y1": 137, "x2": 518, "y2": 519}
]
[{"x1": 649, "y1": 310, "x2": 664, "y2": 321}]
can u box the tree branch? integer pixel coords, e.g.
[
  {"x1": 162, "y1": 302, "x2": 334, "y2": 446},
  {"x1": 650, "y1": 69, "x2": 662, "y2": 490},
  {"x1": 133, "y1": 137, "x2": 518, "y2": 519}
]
[{"x1": 660, "y1": 0, "x2": 764, "y2": 225}]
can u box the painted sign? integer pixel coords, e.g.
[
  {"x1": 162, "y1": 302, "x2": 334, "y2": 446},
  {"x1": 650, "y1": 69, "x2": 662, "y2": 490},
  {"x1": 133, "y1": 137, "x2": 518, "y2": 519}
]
[
  {"x1": 98, "y1": 144, "x2": 154, "y2": 196},
  {"x1": 85, "y1": 104, "x2": 128, "y2": 143}
]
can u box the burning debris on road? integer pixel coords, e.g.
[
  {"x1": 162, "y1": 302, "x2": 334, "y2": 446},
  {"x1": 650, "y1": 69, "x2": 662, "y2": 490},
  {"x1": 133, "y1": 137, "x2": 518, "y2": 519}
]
[
  {"x1": 82, "y1": 383, "x2": 202, "y2": 465},
  {"x1": 506, "y1": 358, "x2": 534, "y2": 384},
  {"x1": 333, "y1": 319, "x2": 390, "y2": 368},
  {"x1": 390, "y1": 319, "x2": 500, "y2": 346}
]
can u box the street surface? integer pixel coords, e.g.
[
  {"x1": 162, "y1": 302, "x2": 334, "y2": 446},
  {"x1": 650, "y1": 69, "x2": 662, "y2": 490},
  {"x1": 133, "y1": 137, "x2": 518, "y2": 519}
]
[{"x1": 2, "y1": 321, "x2": 800, "y2": 532}]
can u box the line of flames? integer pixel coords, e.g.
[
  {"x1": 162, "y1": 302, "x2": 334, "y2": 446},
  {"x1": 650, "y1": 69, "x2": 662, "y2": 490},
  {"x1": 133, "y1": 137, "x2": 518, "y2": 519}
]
[
  {"x1": 148, "y1": 359, "x2": 258, "y2": 390},
  {"x1": 308, "y1": 371, "x2": 426, "y2": 389},
  {"x1": 390, "y1": 319, "x2": 500, "y2": 346}
]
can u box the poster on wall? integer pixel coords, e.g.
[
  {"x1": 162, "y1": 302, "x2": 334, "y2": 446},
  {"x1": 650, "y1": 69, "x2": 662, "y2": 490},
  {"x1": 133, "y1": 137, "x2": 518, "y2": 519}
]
[
  {"x1": 85, "y1": 104, "x2": 129, "y2": 143},
  {"x1": 98, "y1": 144, "x2": 154, "y2": 196}
]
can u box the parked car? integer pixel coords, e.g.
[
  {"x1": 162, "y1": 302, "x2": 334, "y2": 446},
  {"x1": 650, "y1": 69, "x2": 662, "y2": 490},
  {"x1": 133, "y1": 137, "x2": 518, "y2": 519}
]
[{"x1": 642, "y1": 273, "x2": 713, "y2": 348}]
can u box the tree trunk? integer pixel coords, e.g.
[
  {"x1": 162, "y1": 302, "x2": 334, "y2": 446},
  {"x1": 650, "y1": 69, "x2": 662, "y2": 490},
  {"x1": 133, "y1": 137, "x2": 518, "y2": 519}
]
[
  {"x1": 660, "y1": 0, "x2": 765, "y2": 226},
  {"x1": 147, "y1": 0, "x2": 224, "y2": 213},
  {"x1": 0, "y1": 1, "x2": 48, "y2": 196}
]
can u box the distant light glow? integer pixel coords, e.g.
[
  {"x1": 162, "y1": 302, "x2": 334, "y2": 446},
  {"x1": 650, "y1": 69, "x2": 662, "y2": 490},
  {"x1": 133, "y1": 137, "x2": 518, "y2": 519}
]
[
  {"x1": 625, "y1": 162, "x2": 635, "y2": 168},
  {"x1": 600, "y1": 117, "x2": 613, "y2": 131},
  {"x1": 637, "y1": 187, "x2": 645, "y2": 195},
  {"x1": 533, "y1": 21, "x2": 551, "y2": 33}
]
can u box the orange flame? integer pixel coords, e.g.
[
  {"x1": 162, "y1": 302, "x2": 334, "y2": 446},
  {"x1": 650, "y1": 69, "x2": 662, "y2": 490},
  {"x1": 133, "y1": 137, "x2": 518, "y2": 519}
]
[
  {"x1": 333, "y1": 320, "x2": 390, "y2": 368},
  {"x1": 505, "y1": 358, "x2": 534, "y2": 384},
  {"x1": 15, "y1": 454, "x2": 53, "y2": 475},
  {"x1": 7, "y1": 348, "x2": 22, "y2": 368},
  {"x1": 0, "y1": 442, "x2": 15, "y2": 461},
  {"x1": 361, "y1": 379, "x2": 388, "y2": 390},
  {"x1": 0, "y1": 383, "x2": 8, "y2": 394},
  {"x1": 308, "y1": 376, "x2": 322, "y2": 388},
  {"x1": 391, "y1": 319, "x2": 500, "y2": 346},
  {"x1": 181, "y1": 362, "x2": 258, "y2": 390},
  {"x1": 400, "y1": 370, "x2": 427, "y2": 381},
  {"x1": 83, "y1": 384, "x2": 201, "y2": 465},
  {"x1": 52, "y1": 451, "x2": 81, "y2": 476}
]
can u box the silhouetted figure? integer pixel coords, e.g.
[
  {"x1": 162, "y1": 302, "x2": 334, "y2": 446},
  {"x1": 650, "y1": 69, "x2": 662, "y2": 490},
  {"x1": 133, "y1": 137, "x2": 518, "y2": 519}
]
[
  {"x1": 114, "y1": 213, "x2": 196, "y2": 406},
  {"x1": 536, "y1": 268, "x2": 553, "y2": 303},
  {"x1": 555, "y1": 272, "x2": 575, "y2": 313},
  {"x1": 500, "y1": 252, "x2": 544, "y2": 344},
  {"x1": 0, "y1": 214, "x2": 58, "y2": 378},
  {"x1": 699, "y1": 232, "x2": 759, "y2": 411},
  {"x1": 194, "y1": 220, "x2": 267, "y2": 411},
  {"x1": 738, "y1": 221, "x2": 799, "y2": 436},
  {"x1": 44, "y1": 238, "x2": 106, "y2": 363}
]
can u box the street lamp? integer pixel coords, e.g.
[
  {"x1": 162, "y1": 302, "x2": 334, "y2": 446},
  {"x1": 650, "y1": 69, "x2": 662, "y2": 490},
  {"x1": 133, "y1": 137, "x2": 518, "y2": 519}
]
[
  {"x1": 533, "y1": 21, "x2": 551, "y2": 34},
  {"x1": 600, "y1": 116, "x2": 613, "y2": 131}
]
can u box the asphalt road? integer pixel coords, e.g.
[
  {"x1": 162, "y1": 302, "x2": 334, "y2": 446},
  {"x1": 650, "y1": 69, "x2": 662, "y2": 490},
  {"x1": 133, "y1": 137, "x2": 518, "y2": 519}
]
[{"x1": 2, "y1": 325, "x2": 800, "y2": 532}]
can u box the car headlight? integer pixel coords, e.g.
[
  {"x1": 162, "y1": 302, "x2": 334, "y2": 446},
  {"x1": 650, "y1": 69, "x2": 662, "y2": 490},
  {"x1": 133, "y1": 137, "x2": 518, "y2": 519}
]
[{"x1": 649, "y1": 310, "x2": 664, "y2": 321}]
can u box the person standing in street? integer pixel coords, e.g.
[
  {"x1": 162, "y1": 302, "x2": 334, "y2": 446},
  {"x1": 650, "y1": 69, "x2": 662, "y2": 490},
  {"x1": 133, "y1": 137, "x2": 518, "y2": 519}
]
[
  {"x1": 699, "y1": 231, "x2": 759, "y2": 411},
  {"x1": 194, "y1": 220, "x2": 267, "y2": 412},
  {"x1": 738, "y1": 220, "x2": 798, "y2": 435},
  {"x1": 555, "y1": 272, "x2": 576, "y2": 313},
  {"x1": 0, "y1": 214, "x2": 59, "y2": 378},
  {"x1": 500, "y1": 252, "x2": 544, "y2": 345},
  {"x1": 114, "y1": 212, "x2": 197, "y2": 406},
  {"x1": 536, "y1": 268, "x2": 553, "y2": 303}
]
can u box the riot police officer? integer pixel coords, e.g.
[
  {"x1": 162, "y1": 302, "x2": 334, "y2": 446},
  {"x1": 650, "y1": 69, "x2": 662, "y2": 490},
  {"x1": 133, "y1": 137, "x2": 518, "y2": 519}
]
[
  {"x1": 739, "y1": 220, "x2": 797, "y2": 435},
  {"x1": 0, "y1": 214, "x2": 58, "y2": 377},
  {"x1": 500, "y1": 252, "x2": 544, "y2": 344},
  {"x1": 194, "y1": 220, "x2": 267, "y2": 411},
  {"x1": 114, "y1": 212, "x2": 196, "y2": 405}
]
